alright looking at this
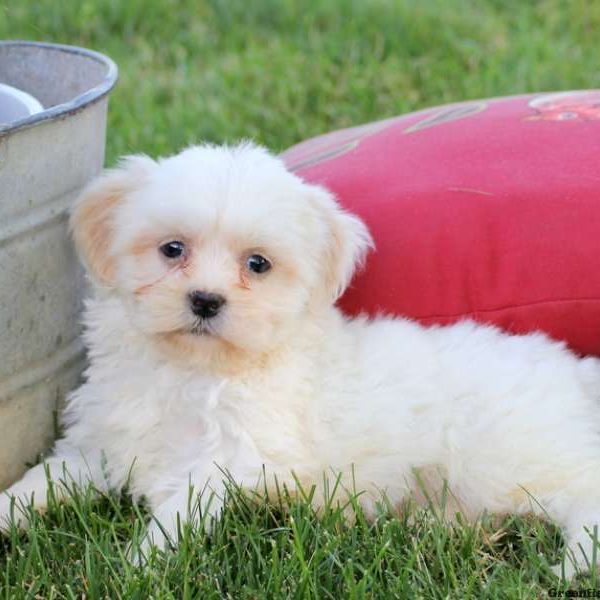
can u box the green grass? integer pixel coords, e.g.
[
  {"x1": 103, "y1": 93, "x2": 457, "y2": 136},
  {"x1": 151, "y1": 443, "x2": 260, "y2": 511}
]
[
  {"x1": 0, "y1": 479, "x2": 575, "y2": 598},
  {"x1": 1, "y1": 0, "x2": 600, "y2": 596},
  {"x1": 2, "y1": 0, "x2": 600, "y2": 165}
]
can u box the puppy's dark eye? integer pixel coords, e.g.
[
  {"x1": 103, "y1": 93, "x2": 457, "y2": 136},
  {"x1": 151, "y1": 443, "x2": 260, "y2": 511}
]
[
  {"x1": 246, "y1": 254, "x2": 271, "y2": 274},
  {"x1": 160, "y1": 241, "x2": 186, "y2": 259}
]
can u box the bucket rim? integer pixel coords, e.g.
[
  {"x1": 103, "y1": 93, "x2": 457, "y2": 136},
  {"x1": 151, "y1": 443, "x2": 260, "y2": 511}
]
[{"x1": 0, "y1": 40, "x2": 118, "y2": 136}]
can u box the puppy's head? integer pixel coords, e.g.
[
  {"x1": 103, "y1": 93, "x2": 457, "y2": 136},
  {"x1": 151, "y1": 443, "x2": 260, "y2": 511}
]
[{"x1": 71, "y1": 143, "x2": 372, "y2": 366}]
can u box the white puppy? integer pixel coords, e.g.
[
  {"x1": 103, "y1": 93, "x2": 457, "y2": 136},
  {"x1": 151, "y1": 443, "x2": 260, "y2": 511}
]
[{"x1": 2, "y1": 143, "x2": 600, "y2": 575}]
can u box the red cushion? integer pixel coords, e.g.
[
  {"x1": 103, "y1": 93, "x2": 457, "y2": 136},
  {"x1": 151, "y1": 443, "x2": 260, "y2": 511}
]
[{"x1": 281, "y1": 91, "x2": 600, "y2": 357}]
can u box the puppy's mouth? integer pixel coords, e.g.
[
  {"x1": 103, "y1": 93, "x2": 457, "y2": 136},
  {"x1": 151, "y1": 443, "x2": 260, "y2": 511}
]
[{"x1": 190, "y1": 319, "x2": 216, "y2": 337}]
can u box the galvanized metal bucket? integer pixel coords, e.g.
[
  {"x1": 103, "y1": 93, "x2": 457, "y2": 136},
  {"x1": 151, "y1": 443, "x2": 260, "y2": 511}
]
[{"x1": 0, "y1": 41, "x2": 117, "y2": 488}]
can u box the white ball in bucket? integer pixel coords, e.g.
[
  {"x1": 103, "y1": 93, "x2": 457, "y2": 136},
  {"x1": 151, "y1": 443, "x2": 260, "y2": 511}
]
[{"x1": 0, "y1": 82, "x2": 43, "y2": 124}]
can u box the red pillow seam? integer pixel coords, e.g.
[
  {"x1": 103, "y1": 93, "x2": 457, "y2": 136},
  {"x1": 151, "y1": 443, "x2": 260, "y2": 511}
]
[{"x1": 407, "y1": 296, "x2": 600, "y2": 322}]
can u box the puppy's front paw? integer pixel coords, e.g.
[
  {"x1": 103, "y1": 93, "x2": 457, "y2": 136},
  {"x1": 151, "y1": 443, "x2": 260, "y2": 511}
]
[
  {"x1": 126, "y1": 520, "x2": 173, "y2": 567},
  {"x1": 551, "y1": 543, "x2": 590, "y2": 580},
  {"x1": 0, "y1": 493, "x2": 12, "y2": 533},
  {"x1": 551, "y1": 561, "x2": 579, "y2": 580},
  {"x1": 125, "y1": 537, "x2": 151, "y2": 567},
  {"x1": 0, "y1": 492, "x2": 32, "y2": 533}
]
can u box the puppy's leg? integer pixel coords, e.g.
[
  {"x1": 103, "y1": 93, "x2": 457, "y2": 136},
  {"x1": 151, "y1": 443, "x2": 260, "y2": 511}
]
[
  {"x1": 0, "y1": 443, "x2": 107, "y2": 532},
  {"x1": 127, "y1": 468, "x2": 228, "y2": 565},
  {"x1": 130, "y1": 464, "x2": 302, "y2": 564},
  {"x1": 560, "y1": 515, "x2": 600, "y2": 578},
  {"x1": 548, "y1": 489, "x2": 600, "y2": 579}
]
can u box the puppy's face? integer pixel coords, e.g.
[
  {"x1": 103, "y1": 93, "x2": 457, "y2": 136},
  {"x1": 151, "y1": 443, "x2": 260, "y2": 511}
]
[{"x1": 71, "y1": 144, "x2": 372, "y2": 366}]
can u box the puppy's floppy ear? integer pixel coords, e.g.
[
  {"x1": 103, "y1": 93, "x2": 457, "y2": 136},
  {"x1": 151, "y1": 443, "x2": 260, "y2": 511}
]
[
  {"x1": 308, "y1": 185, "x2": 374, "y2": 302},
  {"x1": 70, "y1": 155, "x2": 156, "y2": 286}
]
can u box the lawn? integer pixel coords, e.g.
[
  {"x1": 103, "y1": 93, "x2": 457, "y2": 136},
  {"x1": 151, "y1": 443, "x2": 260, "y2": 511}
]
[{"x1": 1, "y1": 0, "x2": 600, "y2": 597}]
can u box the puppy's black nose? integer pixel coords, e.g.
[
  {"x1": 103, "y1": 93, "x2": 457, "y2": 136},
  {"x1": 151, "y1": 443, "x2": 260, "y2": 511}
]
[{"x1": 188, "y1": 291, "x2": 226, "y2": 319}]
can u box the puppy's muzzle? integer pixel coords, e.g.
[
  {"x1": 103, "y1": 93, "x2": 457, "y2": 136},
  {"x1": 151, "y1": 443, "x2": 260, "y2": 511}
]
[{"x1": 188, "y1": 291, "x2": 226, "y2": 319}]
